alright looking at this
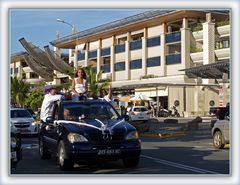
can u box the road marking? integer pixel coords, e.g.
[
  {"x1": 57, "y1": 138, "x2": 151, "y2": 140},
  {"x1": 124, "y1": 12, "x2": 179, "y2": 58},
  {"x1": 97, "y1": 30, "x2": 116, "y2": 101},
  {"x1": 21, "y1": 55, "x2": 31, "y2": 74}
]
[{"x1": 141, "y1": 155, "x2": 219, "y2": 174}]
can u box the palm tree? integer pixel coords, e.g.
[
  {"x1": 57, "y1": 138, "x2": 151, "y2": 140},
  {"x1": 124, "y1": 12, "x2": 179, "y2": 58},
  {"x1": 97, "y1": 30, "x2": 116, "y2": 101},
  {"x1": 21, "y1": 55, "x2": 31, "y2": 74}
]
[
  {"x1": 83, "y1": 65, "x2": 109, "y2": 98},
  {"x1": 11, "y1": 76, "x2": 30, "y2": 107}
]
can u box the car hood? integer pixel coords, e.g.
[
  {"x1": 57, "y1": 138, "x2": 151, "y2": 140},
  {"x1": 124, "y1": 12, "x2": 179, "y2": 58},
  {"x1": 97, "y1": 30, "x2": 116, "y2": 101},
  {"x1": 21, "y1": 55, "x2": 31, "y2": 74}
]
[
  {"x1": 60, "y1": 119, "x2": 136, "y2": 133},
  {"x1": 11, "y1": 117, "x2": 34, "y2": 123}
]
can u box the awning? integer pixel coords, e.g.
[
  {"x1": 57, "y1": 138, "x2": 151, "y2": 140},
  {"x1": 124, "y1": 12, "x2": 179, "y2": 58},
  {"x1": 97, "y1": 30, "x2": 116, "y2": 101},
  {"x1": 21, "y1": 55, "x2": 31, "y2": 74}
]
[{"x1": 180, "y1": 60, "x2": 229, "y2": 79}]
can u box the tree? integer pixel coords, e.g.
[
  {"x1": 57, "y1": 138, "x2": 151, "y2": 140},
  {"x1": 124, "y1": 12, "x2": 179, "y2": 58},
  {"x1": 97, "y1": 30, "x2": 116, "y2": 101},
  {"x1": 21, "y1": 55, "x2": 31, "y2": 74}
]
[
  {"x1": 11, "y1": 76, "x2": 30, "y2": 107},
  {"x1": 83, "y1": 65, "x2": 109, "y2": 98},
  {"x1": 25, "y1": 88, "x2": 44, "y2": 111}
]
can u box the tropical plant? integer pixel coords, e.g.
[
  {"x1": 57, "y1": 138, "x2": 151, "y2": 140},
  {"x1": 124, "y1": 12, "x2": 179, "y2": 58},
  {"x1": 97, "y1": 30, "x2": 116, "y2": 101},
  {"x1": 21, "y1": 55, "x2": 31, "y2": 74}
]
[
  {"x1": 11, "y1": 76, "x2": 31, "y2": 107},
  {"x1": 83, "y1": 65, "x2": 109, "y2": 98},
  {"x1": 25, "y1": 88, "x2": 44, "y2": 111}
]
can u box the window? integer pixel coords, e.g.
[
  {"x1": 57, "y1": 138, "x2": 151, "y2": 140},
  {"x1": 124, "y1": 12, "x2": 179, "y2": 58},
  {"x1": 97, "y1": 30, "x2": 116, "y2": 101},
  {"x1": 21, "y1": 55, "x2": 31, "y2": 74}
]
[
  {"x1": 101, "y1": 47, "x2": 110, "y2": 56},
  {"x1": 166, "y1": 54, "x2": 181, "y2": 65},
  {"x1": 78, "y1": 51, "x2": 85, "y2": 61},
  {"x1": 147, "y1": 36, "x2": 161, "y2": 47},
  {"x1": 117, "y1": 37, "x2": 127, "y2": 44},
  {"x1": 22, "y1": 73, "x2": 26, "y2": 79},
  {"x1": 130, "y1": 40, "x2": 142, "y2": 50},
  {"x1": 130, "y1": 59, "x2": 142, "y2": 69},
  {"x1": 216, "y1": 38, "x2": 230, "y2": 49},
  {"x1": 30, "y1": 72, "x2": 39, "y2": 79},
  {"x1": 88, "y1": 50, "x2": 97, "y2": 59},
  {"x1": 147, "y1": 56, "x2": 161, "y2": 67},
  {"x1": 21, "y1": 61, "x2": 28, "y2": 67},
  {"x1": 115, "y1": 44, "x2": 125, "y2": 53},
  {"x1": 14, "y1": 67, "x2": 18, "y2": 74},
  {"x1": 115, "y1": 62, "x2": 125, "y2": 71},
  {"x1": 131, "y1": 33, "x2": 143, "y2": 41},
  {"x1": 10, "y1": 68, "x2": 13, "y2": 75}
]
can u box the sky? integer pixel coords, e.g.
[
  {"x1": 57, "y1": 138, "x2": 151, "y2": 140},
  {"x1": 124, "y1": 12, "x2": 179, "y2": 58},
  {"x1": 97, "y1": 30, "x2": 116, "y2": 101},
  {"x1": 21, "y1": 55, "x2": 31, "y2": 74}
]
[{"x1": 10, "y1": 9, "x2": 151, "y2": 54}]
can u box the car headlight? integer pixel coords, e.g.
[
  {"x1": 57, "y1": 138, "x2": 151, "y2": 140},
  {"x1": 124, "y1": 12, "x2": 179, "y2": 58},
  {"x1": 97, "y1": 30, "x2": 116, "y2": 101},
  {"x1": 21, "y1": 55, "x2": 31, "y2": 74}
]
[
  {"x1": 67, "y1": 133, "x2": 88, "y2": 143},
  {"x1": 31, "y1": 122, "x2": 36, "y2": 126},
  {"x1": 125, "y1": 131, "x2": 139, "y2": 140},
  {"x1": 11, "y1": 137, "x2": 17, "y2": 147}
]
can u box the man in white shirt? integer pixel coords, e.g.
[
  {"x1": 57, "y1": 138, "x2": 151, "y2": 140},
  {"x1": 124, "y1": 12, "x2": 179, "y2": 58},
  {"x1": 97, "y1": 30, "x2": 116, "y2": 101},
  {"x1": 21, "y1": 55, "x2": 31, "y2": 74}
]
[
  {"x1": 40, "y1": 86, "x2": 63, "y2": 122},
  {"x1": 99, "y1": 84, "x2": 112, "y2": 103}
]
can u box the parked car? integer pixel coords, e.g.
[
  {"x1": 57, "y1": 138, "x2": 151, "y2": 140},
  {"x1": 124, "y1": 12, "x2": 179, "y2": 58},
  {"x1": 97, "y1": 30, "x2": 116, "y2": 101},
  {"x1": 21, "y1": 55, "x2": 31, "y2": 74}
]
[
  {"x1": 10, "y1": 132, "x2": 22, "y2": 169},
  {"x1": 211, "y1": 107, "x2": 230, "y2": 149},
  {"x1": 26, "y1": 108, "x2": 37, "y2": 120},
  {"x1": 10, "y1": 108, "x2": 38, "y2": 135},
  {"x1": 39, "y1": 100, "x2": 141, "y2": 170},
  {"x1": 129, "y1": 106, "x2": 151, "y2": 122}
]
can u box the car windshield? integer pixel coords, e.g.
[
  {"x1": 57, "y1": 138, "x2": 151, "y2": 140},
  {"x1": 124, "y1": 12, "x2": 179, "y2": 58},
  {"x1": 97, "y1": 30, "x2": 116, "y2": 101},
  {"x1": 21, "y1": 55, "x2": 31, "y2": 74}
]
[
  {"x1": 63, "y1": 103, "x2": 120, "y2": 121},
  {"x1": 27, "y1": 109, "x2": 35, "y2": 115},
  {"x1": 133, "y1": 107, "x2": 148, "y2": 112},
  {"x1": 11, "y1": 109, "x2": 32, "y2": 118}
]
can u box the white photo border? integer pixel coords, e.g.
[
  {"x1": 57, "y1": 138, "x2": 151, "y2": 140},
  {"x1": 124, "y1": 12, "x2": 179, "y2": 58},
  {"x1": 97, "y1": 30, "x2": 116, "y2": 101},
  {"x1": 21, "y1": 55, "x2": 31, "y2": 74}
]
[{"x1": 1, "y1": 0, "x2": 239, "y2": 185}]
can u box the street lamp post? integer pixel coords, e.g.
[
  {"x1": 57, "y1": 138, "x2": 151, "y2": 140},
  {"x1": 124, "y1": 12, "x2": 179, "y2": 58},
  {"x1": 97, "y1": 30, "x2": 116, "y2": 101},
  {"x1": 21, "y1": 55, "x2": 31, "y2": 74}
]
[
  {"x1": 57, "y1": 18, "x2": 76, "y2": 34},
  {"x1": 57, "y1": 18, "x2": 77, "y2": 70}
]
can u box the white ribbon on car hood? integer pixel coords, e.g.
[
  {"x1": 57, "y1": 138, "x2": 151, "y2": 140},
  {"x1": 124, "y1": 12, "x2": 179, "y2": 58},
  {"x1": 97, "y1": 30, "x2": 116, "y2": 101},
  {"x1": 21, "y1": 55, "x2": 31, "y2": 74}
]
[{"x1": 54, "y1": 119, "x2": 125, "y2": 134}]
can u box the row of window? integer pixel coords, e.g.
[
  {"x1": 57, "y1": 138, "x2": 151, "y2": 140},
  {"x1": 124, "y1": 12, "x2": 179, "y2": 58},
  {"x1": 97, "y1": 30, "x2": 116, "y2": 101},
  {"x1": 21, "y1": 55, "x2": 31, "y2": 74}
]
[
  {"x1": 78, "y1": 33, "x2": 182, "y2": 60},
  {"x1": 100, "y1": 55, "x2": 181, "y2": 73},
  {"x1": 78, "y1": 36, "x2": 164, "y2": 60}
]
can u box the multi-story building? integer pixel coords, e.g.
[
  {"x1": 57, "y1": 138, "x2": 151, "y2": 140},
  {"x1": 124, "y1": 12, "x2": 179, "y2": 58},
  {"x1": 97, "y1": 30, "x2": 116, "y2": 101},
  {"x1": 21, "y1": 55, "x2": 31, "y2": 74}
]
[
  {"x1": 49, "y1": 10, "x2": 230, "y2": 116},
  {"x1": 10, "y1": 52, "x2": 44, "y2": 85}
]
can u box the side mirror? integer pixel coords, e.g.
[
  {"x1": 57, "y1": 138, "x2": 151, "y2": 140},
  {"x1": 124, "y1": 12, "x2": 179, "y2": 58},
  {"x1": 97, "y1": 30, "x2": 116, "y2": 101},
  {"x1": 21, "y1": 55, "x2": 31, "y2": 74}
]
[{"x1": 46, "y1": 116, "x2": 54, "y2": 124}]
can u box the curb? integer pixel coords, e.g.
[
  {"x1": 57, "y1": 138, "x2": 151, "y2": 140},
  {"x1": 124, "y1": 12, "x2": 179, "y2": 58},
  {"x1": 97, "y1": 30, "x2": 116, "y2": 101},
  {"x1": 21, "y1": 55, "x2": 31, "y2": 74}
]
[{"x1": 140, "y1": 132, "x2": 187, "y2": 138}]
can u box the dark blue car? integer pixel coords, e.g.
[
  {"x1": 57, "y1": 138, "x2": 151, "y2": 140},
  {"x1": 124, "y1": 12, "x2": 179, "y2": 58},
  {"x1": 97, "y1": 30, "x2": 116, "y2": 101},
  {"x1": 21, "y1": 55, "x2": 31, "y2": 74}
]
[{"x1": 39, "y1": 100, "x2": 141, "y2": 170}]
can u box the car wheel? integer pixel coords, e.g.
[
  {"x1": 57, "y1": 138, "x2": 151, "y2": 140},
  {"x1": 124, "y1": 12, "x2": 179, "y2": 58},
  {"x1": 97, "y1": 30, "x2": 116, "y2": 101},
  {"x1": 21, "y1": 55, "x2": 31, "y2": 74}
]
[
  {"x1": 213, "y1": 131, "x2": 225, "y2": 149},
  {"x1": 58, "y1": 140, "x2": 74, "y2": 170},
  {"x1": 39, "y1": 137, "x2": 51, "y2": 159},
  {"x1": 122, "y1": 155, "x2": 140, "y2": 168}
]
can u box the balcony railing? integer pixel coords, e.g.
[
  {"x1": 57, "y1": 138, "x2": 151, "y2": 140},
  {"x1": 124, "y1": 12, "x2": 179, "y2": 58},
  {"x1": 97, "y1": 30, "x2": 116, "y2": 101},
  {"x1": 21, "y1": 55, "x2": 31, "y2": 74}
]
[
  {"x1": 101, "y1": 47, "x2": 110, "y2": 56},
  {"x1": 78, "y1": 52, "x2": 85, "y2": 61},
  {"x1": 115, "y1": 62, "x2": 125, "y2": 71},
  {"x1": 147, "y1": 36, "x2": 160, "y2": 47},
  {"x1": 115, "y1": 44, "x2": 125, "y2": 53},
  {"x1": 101, "y1": 64, "x2": 110, "y2": 73},
  {"x1": 88, "y1": 50, "x2": 97, "y2": 59},
  {"x1": 166, "y1": 54, "x2": 181, "y2": 65},
  {"x1": 130, "y1": 40, "x2": 142, "y2": 50},
  {"x1": 166, "y1": 32, "x2": 181, "y2": 43}
]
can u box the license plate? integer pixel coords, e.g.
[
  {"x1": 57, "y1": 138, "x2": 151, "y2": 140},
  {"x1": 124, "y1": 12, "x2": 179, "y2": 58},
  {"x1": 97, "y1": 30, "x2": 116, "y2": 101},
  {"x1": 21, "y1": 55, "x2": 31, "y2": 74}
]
[
  {"x1": 97, "y1": 149, "x2": 121, "y2": 155},
  {"x1": 17, "y1": 129, "x2": 29, "y2": 132},
  {"x1": 11, "y1": 151, "x2": 17, "y2": 161},
  {"x1": 138, "y1": 117, "x2": 144, "y2": 119}
]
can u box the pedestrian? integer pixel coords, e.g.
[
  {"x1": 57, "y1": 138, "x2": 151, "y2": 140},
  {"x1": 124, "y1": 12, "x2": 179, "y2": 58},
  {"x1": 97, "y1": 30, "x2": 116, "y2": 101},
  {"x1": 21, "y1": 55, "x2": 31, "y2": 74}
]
[
  {"x1": 71, "y1": 68, "x2": 88, "y2": 101},
  {"x1": 99, "y1": 84, "x2": 112, "y2": 102},
  {"x1": 40, "y1": 86, "x2": 63, "y2": 122}
]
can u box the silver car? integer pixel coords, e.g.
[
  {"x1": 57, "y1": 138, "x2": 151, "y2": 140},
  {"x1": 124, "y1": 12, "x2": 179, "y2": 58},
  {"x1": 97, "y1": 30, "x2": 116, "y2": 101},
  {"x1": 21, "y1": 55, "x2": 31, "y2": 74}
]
[
  {"x1": 211, "y1": 116, "x2": 229, "y2": 149},
  {"x1": 10, "y1": 108, "x2": 38, "y2": 135}
]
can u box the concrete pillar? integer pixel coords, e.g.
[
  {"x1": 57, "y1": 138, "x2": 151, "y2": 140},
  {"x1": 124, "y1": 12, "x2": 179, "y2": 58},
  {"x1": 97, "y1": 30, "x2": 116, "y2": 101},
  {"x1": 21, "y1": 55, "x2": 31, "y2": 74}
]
[
  {"x1": 97, "y1": 39, "x2": 102, "y2": 74},
  {"x1": 203, "y1": 13, "x2": 215, "y2": 84},
  {"x1": 73, "y1": 47, "x2": 78, "y2": 70},
  {"x1": 181, "y1": 18, "x2": 191, "y2": 70},
  {"x1": 84, "y1": 42, "x2": 89, "y2": 67},
  {"x1": 160, "y1": 23, "x2": 166, "y2": 76},
  {"x1": 142, "y1": 27, "x2": 147, "y2": 76},
  {"x1": 125, "y1": 32, "x2": 131, "y2": 80},
  {"x1": 110, "y1": 36, "x2": 115, "y2": 81}
]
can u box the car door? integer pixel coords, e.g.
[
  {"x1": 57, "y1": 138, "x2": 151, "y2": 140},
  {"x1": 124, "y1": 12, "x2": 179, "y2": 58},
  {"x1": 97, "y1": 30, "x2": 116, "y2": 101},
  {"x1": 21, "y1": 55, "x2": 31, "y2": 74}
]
[{"x1": 43, "y1": 103, "x2": 59, "y2": 153}]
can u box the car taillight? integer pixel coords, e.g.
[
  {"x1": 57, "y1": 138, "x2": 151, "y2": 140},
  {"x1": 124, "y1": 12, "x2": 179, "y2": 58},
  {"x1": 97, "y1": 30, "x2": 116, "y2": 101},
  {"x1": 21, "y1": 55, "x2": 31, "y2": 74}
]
[{"x1": 146, "y1": 112, "x2": 151, "y2": 115}]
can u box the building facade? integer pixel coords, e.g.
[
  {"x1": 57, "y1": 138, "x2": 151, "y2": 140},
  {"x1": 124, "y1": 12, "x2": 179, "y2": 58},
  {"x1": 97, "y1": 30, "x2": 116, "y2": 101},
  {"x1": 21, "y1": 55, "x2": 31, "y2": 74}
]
[{"x1": 50, "y1": 10, "x2": 230, "y2": 116}]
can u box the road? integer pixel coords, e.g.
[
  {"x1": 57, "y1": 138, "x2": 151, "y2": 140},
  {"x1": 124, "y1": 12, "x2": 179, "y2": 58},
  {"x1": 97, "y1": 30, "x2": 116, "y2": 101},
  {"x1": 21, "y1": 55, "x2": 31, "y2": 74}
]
[{"x1": 11, "y1": 132, "x2": 229, "y2": 175}]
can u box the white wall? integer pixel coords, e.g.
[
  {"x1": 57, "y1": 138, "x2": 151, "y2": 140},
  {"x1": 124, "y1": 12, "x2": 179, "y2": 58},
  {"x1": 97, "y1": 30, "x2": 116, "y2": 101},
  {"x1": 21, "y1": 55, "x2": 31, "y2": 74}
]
[
  {"x1": 116, "y1": 53, "x2": 125, "y2": 62},
  {"x1": 115, "y1": 71, "x2": 127, "y2": 81},
  {"x1": 131, "y1": 69, "x2": 143, "y2": 80},
  {"x1": 148, "y1": 25, "x2": 162, "y2": 37},
  {"x1": 89, "y1": 40, "x2": 99, "y2": 50},
  {"x1": 147, "y1": 46, "x2": 161, "y2": 58},
  {"x1": 102, "y1": 37, "x2": 112, "y2": 48}
]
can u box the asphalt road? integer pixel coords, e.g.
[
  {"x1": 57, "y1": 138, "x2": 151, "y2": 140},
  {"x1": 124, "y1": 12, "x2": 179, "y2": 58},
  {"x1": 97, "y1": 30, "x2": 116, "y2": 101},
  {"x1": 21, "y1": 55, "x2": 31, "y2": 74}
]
[{"x1": 11, "y1": 133, "x2": 229, "y2": 175}]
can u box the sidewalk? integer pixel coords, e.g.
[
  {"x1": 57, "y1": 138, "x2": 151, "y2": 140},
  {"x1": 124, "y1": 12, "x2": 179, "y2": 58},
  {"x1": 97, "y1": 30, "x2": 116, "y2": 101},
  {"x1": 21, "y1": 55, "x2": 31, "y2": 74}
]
[{"x1": 138, "y1": 116, "x2": 214, "y2": 138}]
